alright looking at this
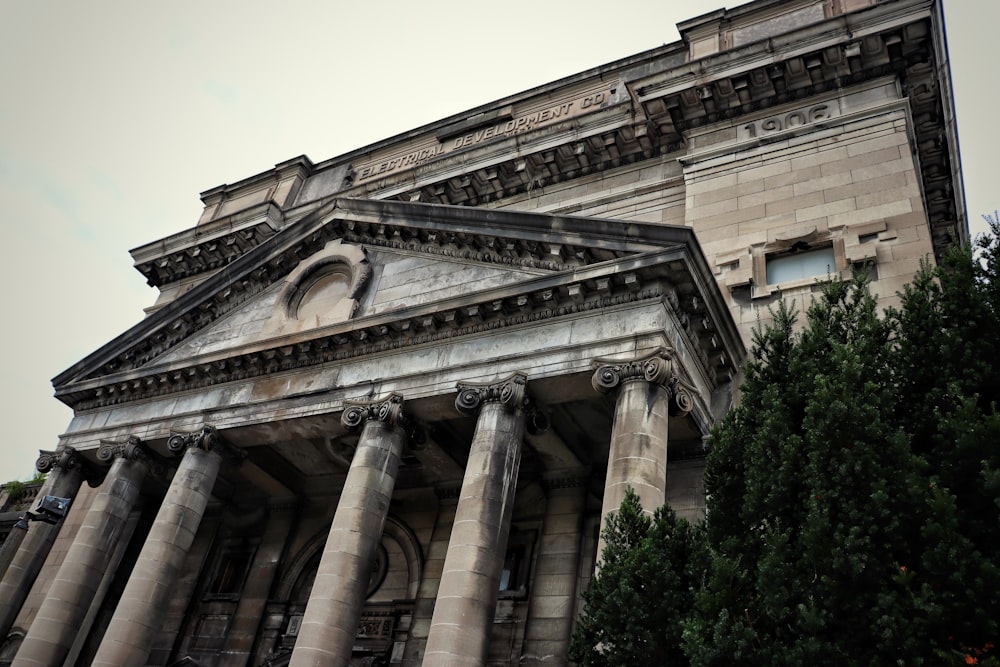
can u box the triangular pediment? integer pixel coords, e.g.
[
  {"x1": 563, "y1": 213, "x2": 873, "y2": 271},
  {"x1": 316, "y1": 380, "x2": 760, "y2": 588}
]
[
  {"x1": 152, "y1": 249, "x2": 544, "y2": 366},
  {"x1": 53, "y1": 198, "x2": 738, "y2": 410}
]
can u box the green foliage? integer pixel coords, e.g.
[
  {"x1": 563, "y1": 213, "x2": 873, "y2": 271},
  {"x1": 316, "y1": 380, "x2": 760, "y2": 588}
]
[
  {"x1": 3, "y1": 480, "x2": 26, "y2": 503},
  {"x1": 570, "y1": 489, "x2": 706, "y2": 666},
  {"x1": 571, "y1": 221, "x2": 1000, "y2": 664},
  {"x1": 684, "y1": 225, "x2": 1000, "y2": 664}
]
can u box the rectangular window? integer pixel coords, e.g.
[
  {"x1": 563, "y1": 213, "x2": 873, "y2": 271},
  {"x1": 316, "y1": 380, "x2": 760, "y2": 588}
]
[
  {"x1": 498, "y1": 528, "x2": 535, "y2": 598},
  {"x1": 205, "y1": 541, "x2": 256, "y2": 599},
  {"x1": 766, "y1": 245, "x2": 835, "y2": 285}
]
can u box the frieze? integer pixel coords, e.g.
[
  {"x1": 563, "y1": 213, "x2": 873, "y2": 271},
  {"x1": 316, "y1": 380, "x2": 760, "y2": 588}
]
[
  {"x1": 356, "y1": 613, "x2": 394, "y2": 640},
  {"x1": 355, "y1": 88, "x2": 615, "y2": 183},
  {"x1": 70, "y1": 283, "x2": 720, "y2": 412},
  {"x1": 738, "y1": 103, "x2": 834, "y2": 139}
]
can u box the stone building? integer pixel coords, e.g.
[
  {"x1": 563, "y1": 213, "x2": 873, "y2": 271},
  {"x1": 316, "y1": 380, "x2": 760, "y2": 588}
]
[{"x1": 0, "y1": 0, "x2": 964, "y2": 664}]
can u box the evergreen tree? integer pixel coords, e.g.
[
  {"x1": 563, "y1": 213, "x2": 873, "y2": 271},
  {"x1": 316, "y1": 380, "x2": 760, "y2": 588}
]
[
  {"x1": 891, "y1": 219, "x2": 1000, "y2": 661},
  {"x1": 570, "y1": 489, "x2": 705, "y2": 666},
  {"x1": 685, "y1": 258, "x2": 1000, "y2": 665},
  {"x1": 571, "y1": 223, "x2": 1000, "y2": 665}
]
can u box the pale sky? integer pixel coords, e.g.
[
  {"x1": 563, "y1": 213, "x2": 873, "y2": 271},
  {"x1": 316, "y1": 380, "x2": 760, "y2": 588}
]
[{"x1": 0, "y1": 1, "x2": 994, "y2": 483}]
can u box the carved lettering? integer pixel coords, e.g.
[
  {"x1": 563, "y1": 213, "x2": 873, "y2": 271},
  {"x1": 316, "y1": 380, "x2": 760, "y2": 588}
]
[
  {"x1": 358, "y1": 145, "x2": 446, "y2": 180},
  {"x1": 357, "y1": 89, "x2": 612, "y2": 182},
  {"x1": 738, "y1": 104, "x2": 836, "y2": 141}
]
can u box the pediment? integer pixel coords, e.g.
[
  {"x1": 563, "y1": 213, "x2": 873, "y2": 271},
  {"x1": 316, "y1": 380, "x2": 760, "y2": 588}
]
[
  {"x1": 53, "y1": 198, "x2": 740, "y2": 410},
  {"x1": 152, "y1": 242, "x2": 543, "y2": 366}
]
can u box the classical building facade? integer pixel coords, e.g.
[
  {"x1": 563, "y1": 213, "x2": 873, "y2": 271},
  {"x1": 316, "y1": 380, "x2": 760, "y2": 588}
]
[{"x1": 0, "y1": 0, "x2": 964, "y2": 665}]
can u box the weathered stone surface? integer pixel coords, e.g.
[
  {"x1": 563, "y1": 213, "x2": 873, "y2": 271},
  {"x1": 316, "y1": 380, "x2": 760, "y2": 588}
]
[
  {"x1": 13, "y1": 456, "x2": 147, "y2": 667},
  {"x1": 424, "y1": 382, "x2": 527, "y2": 665},
  {"x1": 18, "y1": 1, "x2": 963, "y2": 664},
  {"x1": 290, "y1": 407, "x2": 407, "y2": 667},
  {"x1": 92, "y1": 444, "x2": 222, "y2": 667}
]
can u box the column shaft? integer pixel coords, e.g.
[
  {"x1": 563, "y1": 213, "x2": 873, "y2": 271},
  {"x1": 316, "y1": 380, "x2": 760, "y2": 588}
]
[
  {"x1": 600, "y1": 379, "x2": 670, "y2": 525},
  {"x1": 0, "y1": 519, "x2": 29, "y2": 581},
  {"x1": 592, "y1": 351, "x2": 679, "y2": 561},
  {"x1": 521, "y1": 479, "x2": 586, "y2": 663},
  {"x1": 290, "y1": 415, "x2": 406, "y2": 667},
  {"x1": 424, "y1": 393, "x2": 526, "y2": 666},
  {"x1": 91, "y1": 446, "x2": 221, "y2": 667},
  {"x1": 402, "y1": 489, "x2": 459, "y2": 664},
  {"x1": 0, "y1": 453, "x2": 86, "y2": 636},
  {"x1": 13, "y1": 456, "x2": 146, "y2": 667}
]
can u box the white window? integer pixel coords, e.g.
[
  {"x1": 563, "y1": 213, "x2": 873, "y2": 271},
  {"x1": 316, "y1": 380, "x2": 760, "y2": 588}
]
[{"x1": 765, "y1": 245, "x2": 836, "y2": 285}]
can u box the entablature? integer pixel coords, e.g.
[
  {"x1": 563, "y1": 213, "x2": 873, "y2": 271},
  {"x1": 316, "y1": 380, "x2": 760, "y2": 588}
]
[
  {"x1": 631, "y1": 0, "x2": 962, "y2": 254},
  {"x1": 139, "y1": 0, "x2": 960, "y2": 286},
  {"x1": 56, "y1": 242, "x2": 741, "y2": 414},
  {"x1": 56, "y1": 199, "x2": 744, "y2": 412}
]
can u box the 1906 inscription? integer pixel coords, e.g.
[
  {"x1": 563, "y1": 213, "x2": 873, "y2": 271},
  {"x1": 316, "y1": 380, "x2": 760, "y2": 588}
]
[{"x1": 738, "y1": 104, "x2": 834, "y2": 140}]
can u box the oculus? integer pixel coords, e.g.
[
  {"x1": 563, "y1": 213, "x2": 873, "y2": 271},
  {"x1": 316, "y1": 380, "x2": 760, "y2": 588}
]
[{"x1": 264, "y1": 239, "x2": 371, "y2": 335}]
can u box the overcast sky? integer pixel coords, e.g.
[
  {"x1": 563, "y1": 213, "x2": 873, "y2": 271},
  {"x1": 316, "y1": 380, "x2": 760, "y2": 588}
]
[{"x1": 0, "y1": 0, "x2": 994, "y2": 483}]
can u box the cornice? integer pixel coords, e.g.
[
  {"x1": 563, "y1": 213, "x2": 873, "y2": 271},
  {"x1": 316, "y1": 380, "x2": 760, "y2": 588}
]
[
  {"x1": 362, "y1": 7, "x2": 961, "y2": 258},
  {"x1": 628, "y1": 3, "x2": 963, "y2": 255},
  {"x1": 55, "y1": 243, "x2": 743, "y2": 411},
  {"x1": 59, "y1": 279, "x2": 664, "y2": 412},
  {"x1": 130, "y1": 201, "x2": 286, "y2": 287},
  {"x1": 57, "y1": 199, "x2": 715, "y2": 391},
  {"x1": 147, "y1": 0, "x2": 960, "y2": 279}
]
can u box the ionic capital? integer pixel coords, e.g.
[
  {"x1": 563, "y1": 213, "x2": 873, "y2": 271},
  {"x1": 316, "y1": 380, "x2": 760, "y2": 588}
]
[
  {"x1": 36, "y1": 446, "x2": 101, "y2": 486},
  {"x1": 592, "y1": 349, "x2": 675, "y2": 393},
  {"x1": 591, "y1": 348, "x2": 695, "y2": 416},
  {"x1": 455, "y1": 372, "x2": 528, "y2": 416},
  {"x1": 35, "y1": 446, "x2": 80, "y2": 475},
  {"x1": 669, "y1": 378, "x2": 695, "y2": 417},
  {"x1": 167, "y1": 426, "x2": 245, "y2": 466},
  {"x1": 341, "y1": 393, "x2": 412, "y2": 432},
  {"x1": 96, "y1": 435, "x2": 151, "y2": 465}
]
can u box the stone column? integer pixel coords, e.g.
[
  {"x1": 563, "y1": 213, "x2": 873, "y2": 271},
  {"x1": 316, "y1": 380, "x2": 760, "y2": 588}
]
[
  {"x1": 91, "y1": 427, "x2": 238, "y2": 667},
  {"x1": 0, "y1": 516, "x2": 29, "y2": 581},
  {"x1": 402, "y1": 485, "x2": 460, "y2": 664},
  {"x1": 521, "y1": 475, "x2": 587, "y2": 664},
  {"x1": 424, "y1": 373, "x2": 529, "y2": 666},
  {"x1": 228, "y1": 504, "x2": 297, "y2": 664},
  {"x1": 0, "y1": 447, "x2": 94, "y2": 637},
  {"x1": 290, "y1": 394, "x2": 410, "y2": 667},
  {"x1": 13, "y1": 438, "x2": 149, "y2": 667},
  {"x1": 591, "y1": 349, "x2": 692, "y2": 558}
]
